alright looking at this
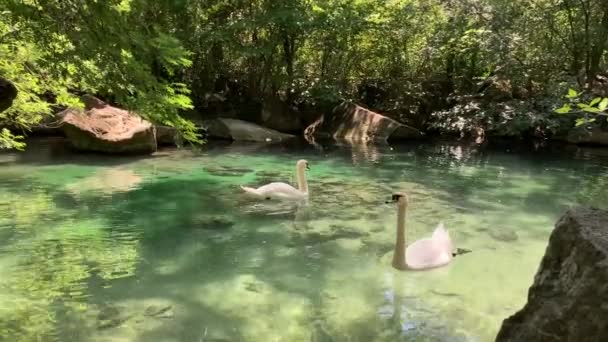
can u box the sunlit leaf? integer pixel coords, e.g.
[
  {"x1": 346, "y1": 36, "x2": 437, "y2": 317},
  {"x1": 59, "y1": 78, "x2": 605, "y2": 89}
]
[
  {"x1": 567, "y1": 88, "x2": 578, "y2": 98},
  {"x1": 590, "y1": 97, "x2": 602, "y2": 106},
  {"x1": 599, "y1": 98, "x2": 608, "y2": 111},
  {"x1": 575, "y1": 118, "x2": 596, "y2": 126},
  {"x1": 582, "y1": 107, "x2": 600, "y2": 113},
  {"x1": 554, "y1": 104, "x2": 571, "y2": 114}
]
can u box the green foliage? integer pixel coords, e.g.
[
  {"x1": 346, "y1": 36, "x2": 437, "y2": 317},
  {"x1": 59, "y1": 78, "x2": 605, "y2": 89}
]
[
  {"x1": 554, "y1": 87, "x2": 608, "y2": 130},
  {"x1": 0, "y1": 0, "x2": 198, "y2": 149},
  {"x1": 0, "y1": 10, "x2": 83, "y2": 149},
  {"x1": 0, "y1": 128, "x2": 25, "y2": 150},
  {"x1": 555, "y1": 89, "x2": 608, "y2": 114},
  {"x1": 1, "y1": 0, "x2": 608, "y2": 147}
]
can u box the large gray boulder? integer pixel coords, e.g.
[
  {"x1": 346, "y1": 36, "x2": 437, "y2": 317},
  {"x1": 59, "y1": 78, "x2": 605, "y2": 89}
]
[
  {"x1": 0, "y1": 77, "x2": 17, "y2": 113},
  {"x1": 203, "y1": 118, "x2": 295, "y2": 142},
  {"x1": 304, "y1": 101, "x2": 422, "y2": 143},
  {"x1": 496, "y1": 207, "x2": 608, "y2": 342}
]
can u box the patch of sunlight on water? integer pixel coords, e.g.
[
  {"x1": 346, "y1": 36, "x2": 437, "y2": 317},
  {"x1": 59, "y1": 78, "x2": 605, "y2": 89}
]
[{"x1": 1, "y1": 140, "x2": 608, "y2": 341}]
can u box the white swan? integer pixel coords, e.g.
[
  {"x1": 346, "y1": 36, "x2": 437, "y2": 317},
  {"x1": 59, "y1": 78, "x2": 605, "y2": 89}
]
[
  {"x1": 388, "y1": 192, "x2": 453, "y2": 270},
  {"x1": 240, "y1": 159, "x2": 309, "y2": 201}
]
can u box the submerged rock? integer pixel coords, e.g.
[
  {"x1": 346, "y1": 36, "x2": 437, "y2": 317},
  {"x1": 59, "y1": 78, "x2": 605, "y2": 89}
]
[
  {"x1": 496, "y1": 207, "x2": 608, "y2": 342},
  {"x1": 255, "y1": 171, "x2": 284, "y2": 179},
  {"x1": 204, "y1": 165, "x2": 254, "y2": 177},
  {"x1": 196, "y1": 216, "x2": 235, "y2": 230},
  {"x1": 60, "y1": 95, "x2": 157, "y2": 154},
  {"x1": 144, "y1": 305, "x2": 174, "y2": 319},
  {"x1": 97, "y1": 303, "x2": 132, "y2": 330},
  {"x1": 304, "y1": 101, "x2": 422, "y2": 143},
  {"x1": 97, "y1": 305, "x2": 120, "y2": 321},
  {"x1": 489, "y1": 229, "x2": 518, "y2": 242},
  {"x1": 289, "y1": 224, "x2": 369, "y2": 246}
]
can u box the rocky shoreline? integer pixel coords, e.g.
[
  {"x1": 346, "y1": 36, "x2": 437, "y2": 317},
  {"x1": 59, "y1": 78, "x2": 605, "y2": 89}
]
[{"x1": 3, "y1": 94, "x2": 608, "y2": 155}]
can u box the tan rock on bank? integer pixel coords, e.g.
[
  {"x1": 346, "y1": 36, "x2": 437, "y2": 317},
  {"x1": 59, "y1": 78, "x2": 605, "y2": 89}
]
[{"x1": 60, "y1": 95, "x2": 157, "y2": 154}]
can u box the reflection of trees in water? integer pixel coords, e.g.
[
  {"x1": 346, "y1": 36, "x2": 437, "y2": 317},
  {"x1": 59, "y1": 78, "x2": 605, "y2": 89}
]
[{"x1": 0, "y1": 184, "x2": 141, "y2": 341}]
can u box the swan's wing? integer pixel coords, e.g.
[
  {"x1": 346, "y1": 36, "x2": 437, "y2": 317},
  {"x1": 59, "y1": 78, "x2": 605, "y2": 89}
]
[
  {"x1": 431, "y1": 222, "x2": 453, "y2": 253},
  {"x1": 406, "y1": 238, "x2": 452, "y2": 270},
  {"x1": 253, "y1": 182, "x2": 305, "y2": 199},
  {"x1": 431, "y1": 222, "x2": 448, "y2": 240}
]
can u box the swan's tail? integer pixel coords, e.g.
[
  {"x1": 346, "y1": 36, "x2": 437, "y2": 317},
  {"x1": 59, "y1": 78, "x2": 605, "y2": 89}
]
[
  {"x1": 240, "y1": 185, "x2": 262, "y2": 197},
  {"x1": 432, "y1": 222, "x2": 452, "y2": 249}
]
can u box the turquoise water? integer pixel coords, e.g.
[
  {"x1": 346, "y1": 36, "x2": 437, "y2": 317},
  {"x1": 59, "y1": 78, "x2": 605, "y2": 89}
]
[{"x1": 1, "y1": 138, "x2": 607, "y2": 341}]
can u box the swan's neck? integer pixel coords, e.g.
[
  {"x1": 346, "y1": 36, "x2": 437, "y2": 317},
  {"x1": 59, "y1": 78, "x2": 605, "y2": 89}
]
[
  {"x1": 392, "y1": 202, "x2": 408, "y2": 270},
  {"x1": 296, "y1": 167, "x2": 308, "y2": 193}
]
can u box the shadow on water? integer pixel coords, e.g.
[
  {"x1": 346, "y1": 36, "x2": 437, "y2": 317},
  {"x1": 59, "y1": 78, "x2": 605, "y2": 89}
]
[{"x1": 0, "y1": 137, "x2": 324, "y2": 168}]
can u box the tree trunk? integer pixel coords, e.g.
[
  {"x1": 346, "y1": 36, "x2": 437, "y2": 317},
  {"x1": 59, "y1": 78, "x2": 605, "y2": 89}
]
[
  {"x1": 282, "y1": 32, "x2": 296, "y2": 102},
  {"x1": 588, "y1": 2, "x2": 608, "y2": 85}
]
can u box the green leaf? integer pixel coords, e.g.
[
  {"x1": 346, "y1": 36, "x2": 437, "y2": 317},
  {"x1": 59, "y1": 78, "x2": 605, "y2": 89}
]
[
  {"x1": 575, "y1": 118, "x2": 596, "y2": 126},
  {"x1": 575, "y1": 103, "x2": 600, "y2": 112},
  {"x1": 311, "y1": 5, "x2": 325, "y2": 13},
  {"x1": 567, "y1": 88, "x2": 578, "y2": 98},
  {"x1": 582, "y1": 107, "x2": 600, "y2": 113},
  {"x1": 554, "y1": 104, "x2": 571, "y2": 114},
  {"x1": 590, "y1": 97, "x2": 602, "y2": 106},
  {"x1": 599, "y1": 98, "x2": 608, "y2": 111}
]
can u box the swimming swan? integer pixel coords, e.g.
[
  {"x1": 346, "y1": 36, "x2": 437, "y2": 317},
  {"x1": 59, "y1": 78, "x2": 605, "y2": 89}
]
[
  {"x1": 240, "y1": 160, "x2": 309, "y2": 201},
  {"x1": 387, "y1": 192, "x2": 453, "y2": 270}
]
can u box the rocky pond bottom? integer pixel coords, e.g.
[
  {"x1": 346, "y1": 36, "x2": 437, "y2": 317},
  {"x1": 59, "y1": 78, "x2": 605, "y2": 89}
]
[{"x1": 0, "y1": 139, "x2": 607, "y2": 341}]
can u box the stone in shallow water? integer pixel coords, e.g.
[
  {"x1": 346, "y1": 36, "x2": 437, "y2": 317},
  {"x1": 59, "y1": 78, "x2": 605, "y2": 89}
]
[
  {"x1": 489, "y1": 229, "x2": 518, "y2": 242},
  {"x1": 96, "y1": 304, "x2": 132, "y2": 330},
  {"x1": 204, "y1": 166, "x2": 254, "y2": 177},
  {"x1": 195, "y1": 216, "x2": 235, "y2": 230},
  {"x1": 255, "y1": 171, "x2": 284, "y2": 178},
  {"x1": 289, "y1": 224, "x2": 369, "y2": 247},
  {"x1": 311, "y1": 321, "x2": 334, "y2": 342},
  {"x1": 97, "y1": 305, "x2": 120, "y2": 321},
  {"x1": 144, "y1": 305, "x2": 174, "y2": 319}
]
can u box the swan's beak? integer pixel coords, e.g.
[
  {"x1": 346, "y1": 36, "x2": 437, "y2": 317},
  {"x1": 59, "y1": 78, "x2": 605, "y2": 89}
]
[{"x1": 306, "y1": 164, "x2": 310, "y2": 170}]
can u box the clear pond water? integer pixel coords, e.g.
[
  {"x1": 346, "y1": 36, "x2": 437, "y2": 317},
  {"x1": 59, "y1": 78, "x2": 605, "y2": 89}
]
[{"x1": 1, "y1": 138, "x2": 607, "y2": 342}]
